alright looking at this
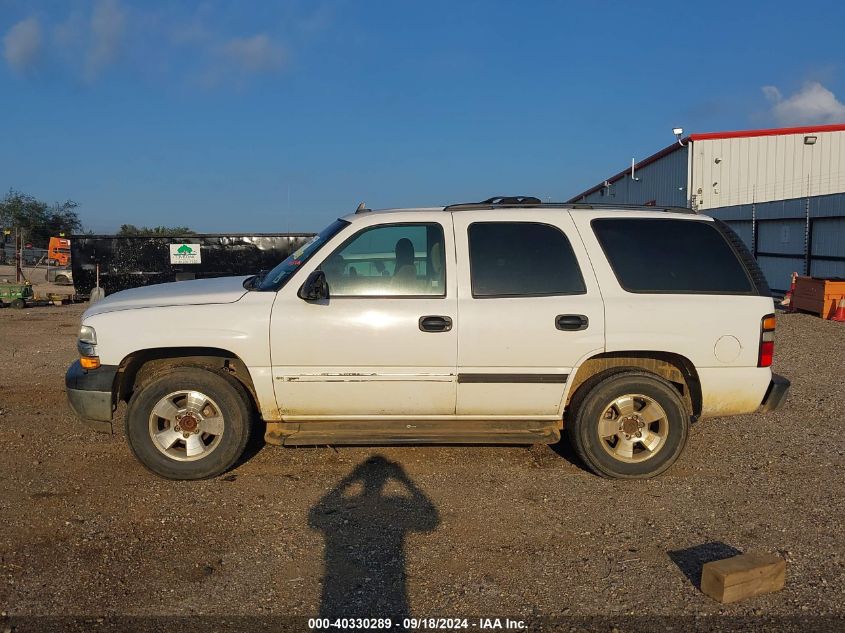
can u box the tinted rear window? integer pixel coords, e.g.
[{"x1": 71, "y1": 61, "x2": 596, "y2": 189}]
[
  {"x1": 591, "y1": 218, "x2": 753, "y2": 294},
  {"x1": 468, "y1": 222, "x2": 586, "y2": 297}
]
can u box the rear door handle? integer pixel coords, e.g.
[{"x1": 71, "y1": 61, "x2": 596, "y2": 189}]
[
  {"x1": 419, "y1": 315, "x2": 453, "y2": 332},
  {"x1": 556, "y1": 314, "x2": 589, "y2": 331}
]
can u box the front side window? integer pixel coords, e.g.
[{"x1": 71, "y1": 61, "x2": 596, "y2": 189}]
[
  {"x1": 320, "y1": 223, "x2": 446, "y2": 297},
  {"x1": 468, "y1": 222, "x2": 586, "y2": 297},
  {"x1": 591, "y1": 218, "x2": 753, "y2": 294}
]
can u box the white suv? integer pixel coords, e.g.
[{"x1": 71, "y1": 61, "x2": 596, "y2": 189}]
[{"x1": 65, "y1": 197, "x2": 789, "y2": 480}]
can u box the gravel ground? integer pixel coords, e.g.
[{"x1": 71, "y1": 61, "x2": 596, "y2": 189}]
[{"x1": 0, "y1": 304, "x2": 843, "y2": 631}]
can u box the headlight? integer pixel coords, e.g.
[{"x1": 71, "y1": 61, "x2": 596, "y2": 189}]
[
  {"x1": 79, "y1": 325, "x2": 97, "y2": 344},
  {"x1": 78, "y1": 325, "x2": 98, "y2": 359}
]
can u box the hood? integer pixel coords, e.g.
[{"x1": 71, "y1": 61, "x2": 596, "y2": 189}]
[{"x1": 84, "y1": 276, "x2": 251, "y2": 317}]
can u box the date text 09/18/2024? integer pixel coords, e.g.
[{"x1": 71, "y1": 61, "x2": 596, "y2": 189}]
[{"x1": 307, "y1": 618, "x2": 527, "y2": 630}]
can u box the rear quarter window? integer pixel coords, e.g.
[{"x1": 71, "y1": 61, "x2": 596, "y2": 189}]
[{"x1": 591, "y1": 218, "x2": 754, "y2": 294}]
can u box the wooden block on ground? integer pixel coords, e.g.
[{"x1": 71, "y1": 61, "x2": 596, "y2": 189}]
[{"x1": 701, "y1": 552, "x2": 785, "y2": 603}]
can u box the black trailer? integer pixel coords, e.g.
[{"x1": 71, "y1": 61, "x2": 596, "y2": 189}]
[{"x1": 70, "y1": 233, "x2": 315, "y2": 297}]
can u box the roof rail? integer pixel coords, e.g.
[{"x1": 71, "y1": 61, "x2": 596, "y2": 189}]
[{"x1": 444, "y1": 197, "x2": 696, "y2": 214}]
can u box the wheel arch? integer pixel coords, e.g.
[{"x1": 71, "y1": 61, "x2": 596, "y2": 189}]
[
  {"x1": 116, "y1": 347, "x2": 259, "y2": 411},
  {"x1": 564, "y1": 351, "x2": 702, "y2": 420}
]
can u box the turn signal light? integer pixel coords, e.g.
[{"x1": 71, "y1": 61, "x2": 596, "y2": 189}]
[
  {"x1": 80, "y1": 356, "x2": 101, "y2": 370},
  {"x1": 758, "y1": 313, "x2": 776, "y2": 368}
]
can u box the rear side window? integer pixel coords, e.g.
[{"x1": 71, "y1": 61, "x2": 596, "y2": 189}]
[
  {"x1": 468, "y1": 222, "x2": 586, "y2": 297},
  {"x1": 591, "y1": 218, "x2": 753, "y2": 294}
]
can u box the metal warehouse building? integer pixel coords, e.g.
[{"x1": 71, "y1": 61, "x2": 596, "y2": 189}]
[{"x1": 568, "y1": 124, "x2": 845, "y2": 292}]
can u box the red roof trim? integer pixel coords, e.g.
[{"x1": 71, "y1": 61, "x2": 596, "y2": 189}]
[{"x1": 689, "y1": 123, "x2": 845, "y2": 141}]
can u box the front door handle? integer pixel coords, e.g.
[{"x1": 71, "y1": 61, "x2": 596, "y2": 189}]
[
  {"x1": 556, "y1": 314, "x2": 589, "y2": 331},
  {"x1": 419, "y1": 315, "x2": 453, "y2": 333}
]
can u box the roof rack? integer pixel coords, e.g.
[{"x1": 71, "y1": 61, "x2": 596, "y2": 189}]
[
  {"x1": 481, "y1": 196, "x2": 542, "y2": 205},
  {"x1": 443, "y1": 196, "x2": 696, "y2": 214}
]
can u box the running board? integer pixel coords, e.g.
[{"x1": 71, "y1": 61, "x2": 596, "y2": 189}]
[{"x1": 264, "y1": 420, "x2": 560, "y2": 447}]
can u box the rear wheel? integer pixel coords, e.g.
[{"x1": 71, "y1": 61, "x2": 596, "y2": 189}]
[
  {"x1": 125, "y1": 367, "x2": 253, "y2": 480},
  {"x1": 566, "y1": 371, "x2": 689, "y2": 479},
  {"x1": 10, "y1": 298, "x2": 25, "y2": 309}
]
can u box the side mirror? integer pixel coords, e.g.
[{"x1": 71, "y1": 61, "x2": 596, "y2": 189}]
[{"x1": 298, "y1": 270, "x2": 329, "y2": 301}]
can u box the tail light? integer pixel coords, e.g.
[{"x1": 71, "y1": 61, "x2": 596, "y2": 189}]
[{"x1": 758, "y1": 314, "x2": 776, "y2": 367}]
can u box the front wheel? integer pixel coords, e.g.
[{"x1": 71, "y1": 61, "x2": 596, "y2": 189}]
[
  {"x1": 566, "y1": 371, "x2": 690, "y2": 479},
  {"x1": 125, "y1": 367, "x2": 253, "y2": 480}
]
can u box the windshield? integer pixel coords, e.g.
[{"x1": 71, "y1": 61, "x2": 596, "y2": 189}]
[{"x1": 257, "y1": 219, "x2": 349, "y2": 291}]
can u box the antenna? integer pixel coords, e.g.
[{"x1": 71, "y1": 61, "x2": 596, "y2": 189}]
[{"x1": 355, "y1": 202, "x2": 371, "y2": 214}]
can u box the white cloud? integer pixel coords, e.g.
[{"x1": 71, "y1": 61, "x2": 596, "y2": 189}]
[
  {"x1": 221, "y1": 34, "x2": 285, "y2": 73},
  {"x1": 84, "y1": 0, "x2": 126, "y2": 81},
  {"x1": 4, "y1": 4, "x2": 295, "y2": 88},
  {"x1": 761, "y1": 85, "x2": 781, "y2": 103},
  {"x1": 3, "y1": 16, "x2": 43, "y2": 73},
  {"x1": 296, "y1": 3, "x2": 335, "y2": 34},
  {"x1": 763, "y1": 82, "x2": 845, "y2": 125}
]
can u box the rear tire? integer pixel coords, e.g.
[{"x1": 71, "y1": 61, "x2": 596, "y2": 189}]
[
  {"x1": 566, "y1": 371, "x2": 689, "y2": 479},
  {"x1": 125, "y1": 367, "x2": 253, "y2": 480},
  {"x1": 11, "y1": 299, "x2": 25, "y2": 309}
]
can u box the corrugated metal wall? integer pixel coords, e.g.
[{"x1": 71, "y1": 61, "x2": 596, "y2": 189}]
[
  {"x1": 568, "y1": 129, "x2": 845, "y2": 295},
  {"x1": 692, "y1": 131, "x2": 845, "y2": 211},
  {"x1": 578, "y1": 145, "x2": 688, "y2": 207},
  {"x1": 707, "y1": 192, "x2": 845, "y2": 291}
]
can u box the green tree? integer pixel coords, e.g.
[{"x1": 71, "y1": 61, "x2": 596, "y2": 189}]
[
  {"x1": 0, "y1": 189, "x2": 82, "y2": 248},
  {"x1": 117, "y1": 224, "x2": 196, "y2": 236}
]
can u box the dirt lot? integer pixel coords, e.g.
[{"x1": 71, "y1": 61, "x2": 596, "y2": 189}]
[{"x1": 0, "y1": 304, "x2": 843, "y2": 631}]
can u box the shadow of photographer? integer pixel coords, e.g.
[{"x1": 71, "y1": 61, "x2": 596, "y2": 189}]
[{"x1": 309, "y1": 455, "x2": 440, "y2": 622}]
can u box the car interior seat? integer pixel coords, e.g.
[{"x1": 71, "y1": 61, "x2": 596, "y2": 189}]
[{"x1": 393, "y1": 238, "x2": 417, "y2": 288}]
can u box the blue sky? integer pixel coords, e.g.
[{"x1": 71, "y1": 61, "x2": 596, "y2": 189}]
[{"x1": 2, "y1": 0, "x2": 845, "y2": 233}]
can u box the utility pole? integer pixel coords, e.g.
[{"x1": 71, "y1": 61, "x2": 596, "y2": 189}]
[{"x1": 15, "y1": 227, "x2": 21, "y2": 283}]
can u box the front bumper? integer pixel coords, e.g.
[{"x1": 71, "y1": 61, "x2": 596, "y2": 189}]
[
  {"x1": 65, "y1": 360, "x2": 119, "y2": 433},
  {"x1": 759, "y1": 373, "x2": 791, "y2": 413}
]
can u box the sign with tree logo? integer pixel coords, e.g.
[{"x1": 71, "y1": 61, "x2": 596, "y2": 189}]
[{"x1": 169, "y1": 243, "x2": 201, "y2": 264}]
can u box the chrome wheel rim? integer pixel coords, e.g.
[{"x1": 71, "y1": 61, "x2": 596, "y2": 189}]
[
  {"x1": 597, "y1": 394, "x2": 669, "y2": 463},
  {"x1": 148, "y1": 390, "x2": 225, "y2": 462}
]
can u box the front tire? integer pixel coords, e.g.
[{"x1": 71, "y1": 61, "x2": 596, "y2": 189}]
[
  {"x1": 566, "y1": 371, "x2": 690, "y2": 479},
  {"x1": 125, "y1": 367, "x2": 253, "y2": 480}
]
